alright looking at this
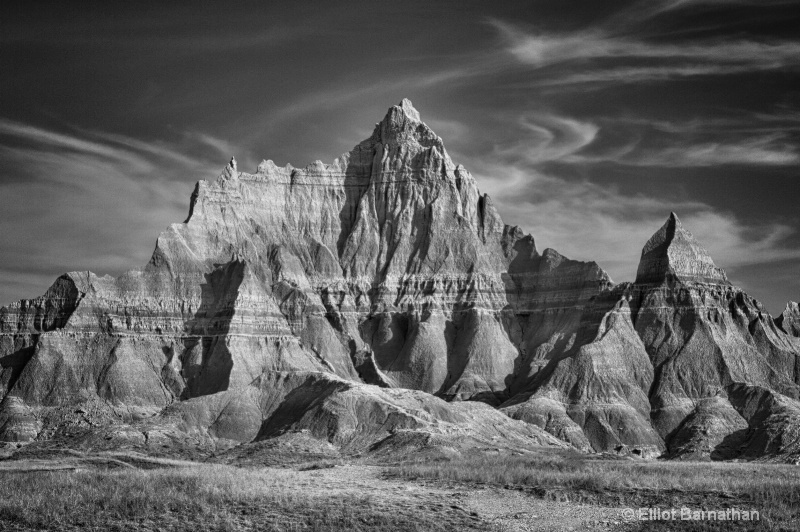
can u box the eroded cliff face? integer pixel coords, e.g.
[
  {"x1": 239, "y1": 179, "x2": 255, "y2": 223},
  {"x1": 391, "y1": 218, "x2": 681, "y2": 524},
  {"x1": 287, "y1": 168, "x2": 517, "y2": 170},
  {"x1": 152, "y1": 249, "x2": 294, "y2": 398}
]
[
  {"x1": 0, "y1": 100, "x2": 608, "y2": 452},
  {"x1": 627, "y1": 214, "x2": 800, "y2": 459},
  {"x1": 501, "y1": 213, "x2": 800, "y2": 459},
  {"x1": 1, "y1": 101, "x2": 798, "y2": 461}
]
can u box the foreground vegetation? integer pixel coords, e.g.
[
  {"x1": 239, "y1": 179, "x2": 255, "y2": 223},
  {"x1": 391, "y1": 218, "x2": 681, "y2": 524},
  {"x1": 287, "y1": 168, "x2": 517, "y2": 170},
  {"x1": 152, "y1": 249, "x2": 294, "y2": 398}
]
[
  {"x1": 387, "y1": 452, "x2": 800, "y2": 531},
  {"x1": 0, "y1": 463, "x2": 480, "y2": 532},
  {"x1": 1, "y1": 450, "x2": 798, "y2": 531}
]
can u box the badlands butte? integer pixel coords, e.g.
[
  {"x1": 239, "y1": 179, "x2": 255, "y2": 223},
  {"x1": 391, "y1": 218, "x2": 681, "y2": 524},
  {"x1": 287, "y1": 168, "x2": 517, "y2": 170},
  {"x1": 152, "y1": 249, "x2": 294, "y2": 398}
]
[{"x1": 1, "y1": 99, "x2": 800, "y2": 463}]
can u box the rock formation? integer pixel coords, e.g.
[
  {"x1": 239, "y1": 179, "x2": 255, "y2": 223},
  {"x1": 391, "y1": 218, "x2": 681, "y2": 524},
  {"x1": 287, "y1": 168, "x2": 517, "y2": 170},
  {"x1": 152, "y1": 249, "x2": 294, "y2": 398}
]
[
  {"x1": 631, "y1": 215, "x2": 800, "y2": 458},
  {"x1": 777, "y1": 302, "x2": 800, "y2": 338},
  {"x1": 505, "y1": 213, "x2": 800, "y2": 460},
  {"x1": 1, "y1": 100, "x2": 798, "y2": 461}
]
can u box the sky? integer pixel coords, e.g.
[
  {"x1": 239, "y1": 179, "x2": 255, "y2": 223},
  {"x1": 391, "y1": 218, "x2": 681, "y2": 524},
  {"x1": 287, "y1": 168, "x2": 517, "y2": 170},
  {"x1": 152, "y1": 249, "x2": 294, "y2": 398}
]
[{"x1": 1, "y1": 0, "x2": 799, "y2": 314}]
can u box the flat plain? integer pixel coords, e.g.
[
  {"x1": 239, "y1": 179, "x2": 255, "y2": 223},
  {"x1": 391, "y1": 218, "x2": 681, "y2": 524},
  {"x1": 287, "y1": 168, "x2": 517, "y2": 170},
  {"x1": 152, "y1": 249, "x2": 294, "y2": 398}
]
[{"x1": 0, "y1": 447, "x2": 797, "y2": 531}]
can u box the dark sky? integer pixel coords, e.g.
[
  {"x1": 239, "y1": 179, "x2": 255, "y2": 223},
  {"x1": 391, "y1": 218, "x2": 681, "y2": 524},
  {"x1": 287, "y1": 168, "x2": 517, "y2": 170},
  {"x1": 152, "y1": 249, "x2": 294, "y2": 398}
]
[{"x1": 2, "y1": 0, "x2": 799, "y2": 313}]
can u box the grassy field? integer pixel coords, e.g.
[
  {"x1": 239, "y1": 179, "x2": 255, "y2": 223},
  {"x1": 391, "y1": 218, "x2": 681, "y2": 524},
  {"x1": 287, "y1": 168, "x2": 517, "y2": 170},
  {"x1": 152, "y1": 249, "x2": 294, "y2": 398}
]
[
  {"x1": 1, "y1": 451, "x2": 798, "y2": 531},
  {"x1": 387, "y1": 452, "x2": 800, "y2": 531},
  {"x1": 0, "y1": 463, "x2": 481, "y2": 532}
]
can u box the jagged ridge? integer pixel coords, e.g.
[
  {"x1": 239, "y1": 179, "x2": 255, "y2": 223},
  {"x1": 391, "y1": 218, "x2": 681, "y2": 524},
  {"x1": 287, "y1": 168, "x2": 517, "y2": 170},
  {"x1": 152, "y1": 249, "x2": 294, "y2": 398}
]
[{"x1": 1, "y1": 100, "x2": 798, "y2": 462}]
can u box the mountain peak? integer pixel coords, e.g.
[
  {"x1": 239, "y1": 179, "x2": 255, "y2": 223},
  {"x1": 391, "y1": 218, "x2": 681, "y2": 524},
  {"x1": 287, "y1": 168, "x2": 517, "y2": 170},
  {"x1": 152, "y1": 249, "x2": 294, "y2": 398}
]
[
  {"x1": 398, "y1": 98, "x2": 420, "y2": 121},
  {"x1": 777, "y1": 301, "x2": 800, "y2": 337},
  {"x1": 635, "y1": 213, "x2": 729, "y2": 285},
  {"x1": 373, "y1": 99, "x2": 442, "y2": 150}
]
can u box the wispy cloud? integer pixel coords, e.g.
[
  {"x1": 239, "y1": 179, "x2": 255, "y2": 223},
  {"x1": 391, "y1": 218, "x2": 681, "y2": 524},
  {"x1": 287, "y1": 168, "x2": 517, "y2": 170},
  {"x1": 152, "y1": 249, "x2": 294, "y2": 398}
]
[
  {"x1": 496, "y1": 20, "x2": 800, "y2": 67},
  {"x1": 471, "y1": 158, "x2": 800, "y2": 286},
  {"x1": 0, "y1": 121, "x2": 143, "y2": 165},
  {"x1": 434, "y1": 115, "x2": 800, "y2": 290},
  {"x1": 655, "y1": 0, "x2": 799, "y2": 13},
  {"x1": 522, "y1": 64, "x2": 782, "y2": 88},
  {"x1": 622, "y1": 135, "x2": 799, "y2": 166},
  {"x1": 490, "y1": 15, "x2": 800, "y2": 85},
  {"x1": 183, "y1": 131, "x2": 241, "y2": 160},
  {"x1": 475, "y1": 111, "x2": 799, "y2": 169},
  {"x1": 604, "y1": 0, "x2": 800, "y2": 28},
  {"x1": 567, "y1": 132, "x2": 799, "y2": 167},
  {"x1": 461, "y1": 158, "x2": 704, "y2": 281},
  {"x1": 0, "y1": 119, "x2": 235, "y2": 305},
  {"x1": 251, "y1": 59, "x2": 508, "y2": 135},
  {"x1": 681, "y1": 211, "x2": 800, "y2": 269},
  {"x1": 0, "y1": 119, "x2": 213, "y2": 176},
  {"x1": 494, "y1": 114, "x2": 599, "y2": 164}
]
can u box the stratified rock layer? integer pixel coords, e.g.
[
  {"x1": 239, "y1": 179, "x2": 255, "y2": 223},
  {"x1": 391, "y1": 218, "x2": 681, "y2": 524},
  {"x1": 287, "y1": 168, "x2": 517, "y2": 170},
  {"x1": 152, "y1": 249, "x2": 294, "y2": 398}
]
[
  {"x1": 665, "y1": 393, "x2": 748, "y2": 460},
  {"x1": 635, "y1": 212, "x2": 728, "y2": 285},
  {"x1": 501, "y1": 213, "x2": 800, "y2": 459},
  {"x1": 724, "y1": 383, "x2": 800, "y2": 463},
  {"x1": 1, "y1": 101, "x2": 799, "y2": 461},
  {"x1": 0, "y1": 100, "x2": 609, "y2": 454},
  {"x1": 630, "y1": 215, "x2": 799, "y2": 449}
]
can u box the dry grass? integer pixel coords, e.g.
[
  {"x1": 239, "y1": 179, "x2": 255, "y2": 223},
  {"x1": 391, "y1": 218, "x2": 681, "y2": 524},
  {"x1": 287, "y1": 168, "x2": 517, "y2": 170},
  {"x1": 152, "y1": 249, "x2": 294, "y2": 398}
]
[
  {"x1": 0, "y1": 463, "x2": 476, "y2": 532},
  {"x1": 387, "y1": 452, "x2": 800, "y2": 531},
  {"x1": 3, "y1": 450, "x2": 798, "y2": 531}
]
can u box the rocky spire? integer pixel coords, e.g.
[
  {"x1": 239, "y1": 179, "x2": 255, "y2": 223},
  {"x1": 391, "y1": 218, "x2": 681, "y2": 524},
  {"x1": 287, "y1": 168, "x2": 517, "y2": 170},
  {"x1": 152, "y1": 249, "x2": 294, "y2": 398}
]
[
  {"x1": 635, "y1": 212, "x2": 729, "y2": 285},
  {"x1": 219, "y1": 156, "x2": 239, "y2": 181},
  {"x1": 398, "y1": 98, "x2": 420, "y2": 121},
  {"x1": 777, "y1": 301, "x2": 800, "y2": 337},
  {"x1": 373, "y1": 99, "x2": 444, "y2": 150}
]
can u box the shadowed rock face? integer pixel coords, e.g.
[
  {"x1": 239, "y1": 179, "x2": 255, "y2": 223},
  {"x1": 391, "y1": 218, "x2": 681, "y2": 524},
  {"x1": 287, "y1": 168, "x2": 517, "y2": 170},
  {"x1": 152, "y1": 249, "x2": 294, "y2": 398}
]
[
  {"x1": 0, "y1": 100, "x2": 608, "y2": 453},
  {"x1": 162, "y1": 370, "x2": 567, "y2": 454},
  {"x1": 624, "y1": 215, "x2": 800, "y2": 460},
  {"x1": 665, "y1": 393, "x2": 748, "y2": 461},
  {"x1": 627, "y1": 215, "x2": 800, "y2": 455},
  {"x1": 502, "y1": 288, "x2": 665, "y2": 458},
  {"x1": 500, "y1": 213, "x2": 800, "y2": 459},
  {"x1": 724, "y1": 383, "x2": 800, "y2": 463},
  {"x1": 1, "y1": 101, "x2": 798, "y2": 461}
]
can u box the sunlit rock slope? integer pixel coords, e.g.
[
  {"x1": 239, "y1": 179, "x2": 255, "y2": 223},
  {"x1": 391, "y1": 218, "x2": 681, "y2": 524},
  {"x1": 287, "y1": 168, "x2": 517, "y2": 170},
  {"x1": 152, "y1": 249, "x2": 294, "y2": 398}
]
[{"x1": 2, "y1": 101, "x2": 798, "y2": 461}]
